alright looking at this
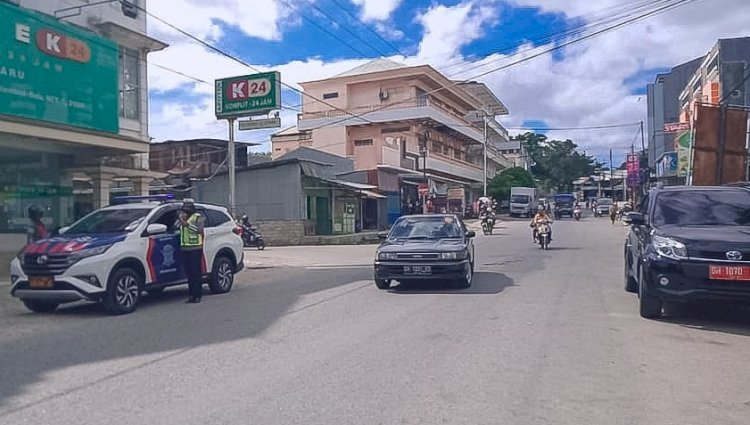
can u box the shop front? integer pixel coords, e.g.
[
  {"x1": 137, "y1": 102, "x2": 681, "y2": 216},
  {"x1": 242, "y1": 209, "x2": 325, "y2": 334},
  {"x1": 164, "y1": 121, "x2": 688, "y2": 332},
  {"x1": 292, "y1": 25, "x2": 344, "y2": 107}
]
[{"x1": 0, "y1": 2, "x2": 166, "y2": 253}]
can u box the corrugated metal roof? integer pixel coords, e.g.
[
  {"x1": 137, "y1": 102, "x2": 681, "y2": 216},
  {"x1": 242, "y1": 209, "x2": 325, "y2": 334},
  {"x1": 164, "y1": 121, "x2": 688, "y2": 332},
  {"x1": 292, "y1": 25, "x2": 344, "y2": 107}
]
[{"x1": 333, "y1": 59, "x2": 408, "y2": 78}]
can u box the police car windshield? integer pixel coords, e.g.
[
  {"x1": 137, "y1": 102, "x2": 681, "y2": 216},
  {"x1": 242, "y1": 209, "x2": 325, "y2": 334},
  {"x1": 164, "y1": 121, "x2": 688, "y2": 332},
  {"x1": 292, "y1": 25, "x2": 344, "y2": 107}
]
[{"x1": 65, "y1": 208, "x2": 152, "y2": 234}]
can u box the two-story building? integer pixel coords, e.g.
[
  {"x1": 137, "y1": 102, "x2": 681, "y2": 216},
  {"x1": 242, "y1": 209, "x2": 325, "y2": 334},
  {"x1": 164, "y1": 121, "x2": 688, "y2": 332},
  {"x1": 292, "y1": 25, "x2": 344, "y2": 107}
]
[
  {"x1": 0, "y1": 0, "x2": 166, "y2": 250},
  {"x1": 271, "y1": 59, "x2": 512, "y2": 223}
]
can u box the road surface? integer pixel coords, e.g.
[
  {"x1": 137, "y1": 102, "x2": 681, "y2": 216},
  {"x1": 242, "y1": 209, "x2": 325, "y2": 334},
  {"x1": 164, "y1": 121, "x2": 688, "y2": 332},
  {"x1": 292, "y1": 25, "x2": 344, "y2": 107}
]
[{"x1": 2, "y1": 216, "x2": 750, "y2": 424}]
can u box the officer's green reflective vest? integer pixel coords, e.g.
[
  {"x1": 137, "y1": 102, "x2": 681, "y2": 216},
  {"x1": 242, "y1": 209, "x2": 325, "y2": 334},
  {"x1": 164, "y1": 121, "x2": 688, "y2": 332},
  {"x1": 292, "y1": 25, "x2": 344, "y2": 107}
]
[{"x1": 180, "y1": 213, "x2": 203, "y2": 247}]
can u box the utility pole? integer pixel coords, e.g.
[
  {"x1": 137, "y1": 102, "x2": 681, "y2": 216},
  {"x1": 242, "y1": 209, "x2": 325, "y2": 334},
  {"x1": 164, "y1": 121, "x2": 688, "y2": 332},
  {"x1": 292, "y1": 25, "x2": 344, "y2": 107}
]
[
  {"x1": 227, "y1": 118, "x2": 236, "y2": 218},
  {"x1": 483, "y1": 114, "x2": 488, "y2": 197},
  {"x1": 419, "y1": 132, "x2": 429, "y2": 214},
  {"x1": 609, "y1": 148, "x2": 613, "y2": 199}
]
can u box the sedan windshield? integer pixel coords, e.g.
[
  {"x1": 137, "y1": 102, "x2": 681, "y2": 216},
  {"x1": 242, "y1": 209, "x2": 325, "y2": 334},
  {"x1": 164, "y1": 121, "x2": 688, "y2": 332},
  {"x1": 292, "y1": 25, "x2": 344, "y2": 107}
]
[
  {"x1": 653, "y1": 190, "x2": 750, "y2": 226},
  {"x1": 389, "y1": 216, "x2": 464, "y2": 239},
  {"x1": 64, "y1": 208, "x2": 152, "y2": 234}
]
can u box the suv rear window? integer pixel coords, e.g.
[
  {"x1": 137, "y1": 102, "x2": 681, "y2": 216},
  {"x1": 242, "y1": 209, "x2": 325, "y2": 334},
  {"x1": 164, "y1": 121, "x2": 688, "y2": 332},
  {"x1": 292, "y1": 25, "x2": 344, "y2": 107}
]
[
  {"x1": 205, "y1": 209, "x2": 232, "y2": 227},
  {"x1": 653, "y1": 190, "x2": 750, "y2": 226}
]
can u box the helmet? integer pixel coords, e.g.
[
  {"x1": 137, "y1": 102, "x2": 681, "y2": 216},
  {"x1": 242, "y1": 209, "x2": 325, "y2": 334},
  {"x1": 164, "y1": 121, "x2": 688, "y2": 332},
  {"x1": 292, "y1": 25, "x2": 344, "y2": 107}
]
[
  {"x1": 242, "y1": 215, "x2": 248, "y2": 220},
  {"x1": 27, "y1": 204, "x2": 43, "y2": 220}
]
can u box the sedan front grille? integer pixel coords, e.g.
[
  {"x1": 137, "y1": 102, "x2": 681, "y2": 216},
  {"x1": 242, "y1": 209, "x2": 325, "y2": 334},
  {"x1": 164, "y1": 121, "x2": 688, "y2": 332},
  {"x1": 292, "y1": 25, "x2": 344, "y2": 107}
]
[
  {"x1": 23, "y1": 253, "x2": 74, "y2": 276},
  {"x1": 396, "y1": 253, "x2": 440, "y2": 260},
  {"x1": 690, "y1": 250, "x2": 750, "y2": 261}
]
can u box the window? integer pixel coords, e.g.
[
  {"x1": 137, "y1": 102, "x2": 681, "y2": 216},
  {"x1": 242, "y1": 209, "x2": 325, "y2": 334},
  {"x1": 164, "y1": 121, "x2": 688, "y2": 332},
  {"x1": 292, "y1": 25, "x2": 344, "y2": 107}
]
[
  {"x1": 119, "y1": 47, "x2": 140, "y2": 119},
  {"x1": 381, "y1": 126, "x2": 411, "y2": 134},
  {"x1": 151, "y1": 208, "x2": 179, "y2": 232},
  {"x1": 204, "y1": 209, "x2": 232, "y2": 227},
  {"x1": 653, "y1": 190, "x2": 750, "y2": 227},
  {"x1": 354, "y1": 139, "x2": 373, "y2": 147},
  {"x1": 323, "y1": 92, "x2": 338, "y2": 99}
]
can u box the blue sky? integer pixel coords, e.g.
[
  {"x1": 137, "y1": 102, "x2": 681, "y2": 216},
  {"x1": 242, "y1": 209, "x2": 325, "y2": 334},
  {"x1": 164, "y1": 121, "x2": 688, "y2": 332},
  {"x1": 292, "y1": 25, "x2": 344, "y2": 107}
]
[{"x1": 147, "y1": 0, "x2": 750, "y2": 155}]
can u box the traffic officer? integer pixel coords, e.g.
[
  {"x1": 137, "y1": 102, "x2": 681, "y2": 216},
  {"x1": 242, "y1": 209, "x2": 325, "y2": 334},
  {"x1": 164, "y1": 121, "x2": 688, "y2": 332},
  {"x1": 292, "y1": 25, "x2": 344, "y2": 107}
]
[{"x1": 177, "y1": 198, "x2": 205, "y2": 303}]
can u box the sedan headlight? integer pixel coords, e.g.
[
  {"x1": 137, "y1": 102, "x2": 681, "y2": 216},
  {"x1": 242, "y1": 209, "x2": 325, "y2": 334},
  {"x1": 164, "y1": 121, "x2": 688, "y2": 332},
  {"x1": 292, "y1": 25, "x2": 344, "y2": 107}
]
[
  {"x1": 69, "y1": 245, "x2": 112, "y2": 262},
  {"x1": 652, "y1": 235, "x2": 687, "y2": 260},
  {"x1": 377, "y1": 252, "x2": 398, "y2": 261},
  {"x1": 440, "y1": 251, "x2": 467, "y2": 260}
]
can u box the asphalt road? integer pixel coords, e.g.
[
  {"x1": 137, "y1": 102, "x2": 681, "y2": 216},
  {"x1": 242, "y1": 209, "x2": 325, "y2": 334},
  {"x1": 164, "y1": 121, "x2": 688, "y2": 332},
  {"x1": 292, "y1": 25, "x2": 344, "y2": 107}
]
[{"x1": 2, "y1": 217, "x2": 750, "y2": 424}]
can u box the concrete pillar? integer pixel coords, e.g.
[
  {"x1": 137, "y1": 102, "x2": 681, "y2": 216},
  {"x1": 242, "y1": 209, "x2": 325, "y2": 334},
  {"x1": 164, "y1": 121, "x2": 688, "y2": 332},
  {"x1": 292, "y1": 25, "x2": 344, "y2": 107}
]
[
  {"x1": 91, "y1": 172, "x2": 115, "y2": 209},
  {"x1": 132, "y1": 176, "x2": 152, "y2": 196}
]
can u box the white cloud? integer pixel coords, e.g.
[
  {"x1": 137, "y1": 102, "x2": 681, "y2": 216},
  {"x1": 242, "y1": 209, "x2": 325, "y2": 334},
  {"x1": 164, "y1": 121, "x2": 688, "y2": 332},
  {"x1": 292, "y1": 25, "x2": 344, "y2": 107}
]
[
  {"x1": 148, "y1": 0, "x2": 287, "y2": 42},
  {"x1": 351, "y1": 0, "x2": 403, "y2": 21},
  {"x1": 147, "y1": 0, "x2": 750, "y2": 159},
  {"x1": 416, "y1": 2, "x2": 499, "y2": 63}
]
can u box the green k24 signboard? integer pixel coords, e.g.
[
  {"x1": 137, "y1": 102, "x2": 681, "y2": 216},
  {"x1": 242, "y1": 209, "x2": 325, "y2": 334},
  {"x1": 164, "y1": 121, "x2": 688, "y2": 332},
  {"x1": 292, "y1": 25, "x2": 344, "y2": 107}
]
[
  {"x1": 215, "y1": 71, "x2": 281, "y2": 119},
  {"x1": 0, "y1": 2, "x2": 119, "y2": 133}
]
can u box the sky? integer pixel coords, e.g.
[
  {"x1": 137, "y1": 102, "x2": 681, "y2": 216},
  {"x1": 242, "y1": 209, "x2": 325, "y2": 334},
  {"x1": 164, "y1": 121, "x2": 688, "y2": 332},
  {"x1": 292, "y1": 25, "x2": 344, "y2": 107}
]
[{"x1": 145, "y1": 0, "x2": 750, "y2": 166}]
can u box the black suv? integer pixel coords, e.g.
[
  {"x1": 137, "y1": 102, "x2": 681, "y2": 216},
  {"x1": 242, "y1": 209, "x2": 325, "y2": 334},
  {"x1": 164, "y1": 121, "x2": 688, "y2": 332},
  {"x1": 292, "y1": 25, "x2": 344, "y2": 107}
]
[{"x1": 624, "y1": 186, "x2": 750, "y2": 318}]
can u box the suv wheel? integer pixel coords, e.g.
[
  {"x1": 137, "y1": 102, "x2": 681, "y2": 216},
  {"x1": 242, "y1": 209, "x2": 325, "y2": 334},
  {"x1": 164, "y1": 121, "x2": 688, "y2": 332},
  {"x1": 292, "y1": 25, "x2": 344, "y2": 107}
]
[
  {"x1": 103, "y1": 267, "x2": 142, "y2": 315},
  {"x1": 209, "y1": 256, "x2": 234, "y2": 294},
  {"x1": 624, "y1": 255, "x2": 638, "y2": 293},
  {"x1": 22, "y1": 300, "x2": 59, "y2": 313},
  {"x1": 638, "y1": 268, "x2": 662, "y2": 319}
]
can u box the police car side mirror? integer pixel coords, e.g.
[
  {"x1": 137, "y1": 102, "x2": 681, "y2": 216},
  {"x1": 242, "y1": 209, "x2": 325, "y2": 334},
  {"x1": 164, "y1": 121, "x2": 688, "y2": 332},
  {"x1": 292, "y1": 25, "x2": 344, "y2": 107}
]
[{"x1": 146, "y1": 223, "x2": 168, "y2": 236}]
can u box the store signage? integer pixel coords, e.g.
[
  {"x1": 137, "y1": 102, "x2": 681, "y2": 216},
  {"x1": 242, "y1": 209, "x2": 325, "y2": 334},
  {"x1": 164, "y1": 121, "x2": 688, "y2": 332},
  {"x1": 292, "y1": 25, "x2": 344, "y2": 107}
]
[
  {"x1": 663, "y1": 122, "x2": 690, "y2": 133},
  {"x1": 626, "y1": 153, "x2": 640, "y2": 186},
  {"x1": 215, "y1": 71, "x2": 281, "y2": 119},
  {"x1": 238, "y1": 117, "x2": 281, "y2": 131},
  {"x1": 655, "y1": 151, "x2": 678, "y2": 178},
  {"x1": 0, "y1": 2, "x2": 119, "y2": 132}
]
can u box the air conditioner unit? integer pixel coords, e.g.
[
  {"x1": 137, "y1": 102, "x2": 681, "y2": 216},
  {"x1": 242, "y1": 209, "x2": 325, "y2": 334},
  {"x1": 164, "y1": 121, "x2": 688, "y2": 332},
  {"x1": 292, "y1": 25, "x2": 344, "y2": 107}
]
[
  {"x1": 379, "y1": 90, "x2": 389, "y2": 100},
  {"x1": 121, "y1": 0, "x2": 138, "y2": 18}
]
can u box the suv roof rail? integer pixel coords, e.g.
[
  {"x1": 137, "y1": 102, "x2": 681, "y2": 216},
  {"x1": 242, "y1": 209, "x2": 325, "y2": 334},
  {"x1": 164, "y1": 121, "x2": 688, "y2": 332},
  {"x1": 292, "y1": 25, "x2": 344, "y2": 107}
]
[{"x1": 112, "y1": 194, "x2": 175, "y2": 205}]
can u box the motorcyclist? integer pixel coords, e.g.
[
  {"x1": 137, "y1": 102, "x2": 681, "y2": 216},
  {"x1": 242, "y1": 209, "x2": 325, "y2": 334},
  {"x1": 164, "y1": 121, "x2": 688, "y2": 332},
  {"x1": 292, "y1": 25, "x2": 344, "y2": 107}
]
[{"x1": 529, "y1": 204, "x2": 553, "y2": 242}]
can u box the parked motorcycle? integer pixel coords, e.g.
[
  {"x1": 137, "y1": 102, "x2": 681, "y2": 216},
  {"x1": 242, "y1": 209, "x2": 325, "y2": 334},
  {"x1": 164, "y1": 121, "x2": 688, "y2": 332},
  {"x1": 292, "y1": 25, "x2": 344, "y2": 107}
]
[
  {"x1": 241, "y1": 224, "x2": 266, "y2": 250},
  {"x1": 535, "y1": 219, "x2": 552, "y2": 250},
  {"x1": 573, "y1": 207, "x2": 582, "y2": 221}
]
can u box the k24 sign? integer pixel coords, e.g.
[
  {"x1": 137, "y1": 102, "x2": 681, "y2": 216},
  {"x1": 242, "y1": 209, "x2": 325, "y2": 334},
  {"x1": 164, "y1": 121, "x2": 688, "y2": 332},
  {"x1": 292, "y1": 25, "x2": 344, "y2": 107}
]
[{"x1": 215, "y1": 71, "x2": 281, "y2": 119}]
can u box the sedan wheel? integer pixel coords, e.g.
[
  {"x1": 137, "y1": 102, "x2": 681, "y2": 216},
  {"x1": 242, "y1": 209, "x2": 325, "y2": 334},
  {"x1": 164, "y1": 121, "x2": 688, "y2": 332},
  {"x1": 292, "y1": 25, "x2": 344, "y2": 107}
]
[{"x1": 457, "y1": 263, "x2": 473, "y2": 288}]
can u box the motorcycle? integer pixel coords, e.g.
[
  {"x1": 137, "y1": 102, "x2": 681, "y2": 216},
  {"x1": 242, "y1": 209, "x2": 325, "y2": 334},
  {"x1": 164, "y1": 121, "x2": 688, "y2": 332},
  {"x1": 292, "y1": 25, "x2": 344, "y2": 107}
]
[
  {"x1": 573, "y1": 207, "x2": 582, "y2": 221},
  {"x1": 481, "y1": 214, "x2": 495, "y2": 235},
  {"x1": 241, "y1": 224, "x2": 266, "y2": 250},
  {"x1": 535, "y1": 219, "x2": 552, "y2": 250}
]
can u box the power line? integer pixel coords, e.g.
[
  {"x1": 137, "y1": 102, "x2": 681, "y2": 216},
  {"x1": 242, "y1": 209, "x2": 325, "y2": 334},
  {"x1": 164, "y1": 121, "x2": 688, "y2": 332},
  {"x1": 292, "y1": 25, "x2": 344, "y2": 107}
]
[
  {"x1": 304, "y1": 0, "x2": 702, "y2": 132},
  {"x1": 149, "y1": 62, "x2": 302, "y2": 112},
  {"x1": 137, "y1": 3, "x2": 376, "y2": 126},
  {"x1": 299, "y1": 0, "x2": 390, "y2": 57},
  {"x1": 276, "y1": 0, "x2": 373, "y2": 58},
  {"x1": 326, "y1": 0, "x2": 410, "y2": 58}
]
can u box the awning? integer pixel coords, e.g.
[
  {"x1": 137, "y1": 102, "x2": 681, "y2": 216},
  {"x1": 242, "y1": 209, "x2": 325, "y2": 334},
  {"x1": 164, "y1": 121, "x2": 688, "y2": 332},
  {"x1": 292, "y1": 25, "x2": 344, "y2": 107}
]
[
  {"x1": 361, "y1": 190, "x2": 386, "y2": 199},
  {"x1": 320, "y1": 178, "x2": 377, "y2": 190}
]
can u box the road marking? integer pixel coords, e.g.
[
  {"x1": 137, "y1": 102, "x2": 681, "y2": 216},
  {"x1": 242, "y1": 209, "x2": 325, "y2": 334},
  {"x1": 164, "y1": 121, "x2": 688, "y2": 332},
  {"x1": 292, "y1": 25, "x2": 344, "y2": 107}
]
[{"x1": 305, "y1": 265, "x2": 371, "y2": 270}]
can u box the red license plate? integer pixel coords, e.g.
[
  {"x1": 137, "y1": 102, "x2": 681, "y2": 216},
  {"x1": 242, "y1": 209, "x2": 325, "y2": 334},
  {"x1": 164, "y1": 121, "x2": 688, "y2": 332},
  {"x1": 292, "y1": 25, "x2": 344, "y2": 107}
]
[
  {"x1": 29, "y1": 276, "x2": 54, "y2": 288},
  {"x1": 709, "y1": 265, "x2": 750, "y2": 281}
]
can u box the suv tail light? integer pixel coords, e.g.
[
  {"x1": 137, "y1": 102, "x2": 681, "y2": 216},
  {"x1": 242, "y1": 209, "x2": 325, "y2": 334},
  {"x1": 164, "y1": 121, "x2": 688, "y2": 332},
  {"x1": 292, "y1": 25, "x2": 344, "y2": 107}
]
[{"x1": 233, "y1": 227, "x2": 243, "y2": 236}]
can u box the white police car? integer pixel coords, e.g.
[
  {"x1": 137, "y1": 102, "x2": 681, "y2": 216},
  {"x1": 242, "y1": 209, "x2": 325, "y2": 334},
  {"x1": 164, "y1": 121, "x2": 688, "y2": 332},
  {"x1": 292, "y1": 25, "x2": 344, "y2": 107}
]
[{"x1": 9, "y1": 195, "x2": 244, "y2": 315}]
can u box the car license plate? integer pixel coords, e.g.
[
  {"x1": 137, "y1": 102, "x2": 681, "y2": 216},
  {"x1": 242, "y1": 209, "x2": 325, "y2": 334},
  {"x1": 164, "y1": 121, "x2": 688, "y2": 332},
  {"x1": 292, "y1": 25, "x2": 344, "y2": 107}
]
[
  {"x1": 709, "y1": 265, "x2": 750, "y2": 281},
  {"x1": 404, "y1": 265, "x2": 431, "y2": 275},
  {"x1": 29, "y1": 276, "x2": 54, "y2": 289}
]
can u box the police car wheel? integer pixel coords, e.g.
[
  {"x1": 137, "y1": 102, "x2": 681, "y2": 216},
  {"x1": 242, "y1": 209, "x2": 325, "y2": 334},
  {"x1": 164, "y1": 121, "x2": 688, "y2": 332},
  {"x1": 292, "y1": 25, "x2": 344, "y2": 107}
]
[
  {"x1": 103, "y1": 267, "x2": 142, "y2": 315},
  {"x1": 22, "y1": 300, "x2": 59, "y2": 313},
  {"x1": 209, "y1": 256, "x2": 234, "y2": 294}
]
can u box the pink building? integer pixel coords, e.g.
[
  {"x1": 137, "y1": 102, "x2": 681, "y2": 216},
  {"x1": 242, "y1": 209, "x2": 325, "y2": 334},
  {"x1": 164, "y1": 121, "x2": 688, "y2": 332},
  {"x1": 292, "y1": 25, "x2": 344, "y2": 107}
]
[{"x1": 272, "y1": 59, "x2": 512, "y2": 223}]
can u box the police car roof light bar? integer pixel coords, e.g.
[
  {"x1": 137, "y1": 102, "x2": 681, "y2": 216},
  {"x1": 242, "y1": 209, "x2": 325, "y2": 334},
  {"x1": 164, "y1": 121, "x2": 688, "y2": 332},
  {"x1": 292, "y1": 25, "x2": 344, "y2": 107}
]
[{"x1": 112, "y1": 194, "x2": 175, "y2": 205}]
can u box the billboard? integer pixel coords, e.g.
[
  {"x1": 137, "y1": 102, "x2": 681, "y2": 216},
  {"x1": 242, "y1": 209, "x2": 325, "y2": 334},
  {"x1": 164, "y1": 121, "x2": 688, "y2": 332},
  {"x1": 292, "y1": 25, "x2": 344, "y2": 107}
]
[
  {"x1": 215, "y1": 71, "x2": 281, "y2": 119},
  {"x1": 675, "y1": 130, "x2": 691, "y2": 177},
  {"x1": 655, "y1": 151, "x2": 678, "y2": 178},
  {"x1": 626, "y1": 153, "x2": 640, "y2": 187},
  {"x1": 0, "y1": 2, "x2": 119, "y2": 133}
]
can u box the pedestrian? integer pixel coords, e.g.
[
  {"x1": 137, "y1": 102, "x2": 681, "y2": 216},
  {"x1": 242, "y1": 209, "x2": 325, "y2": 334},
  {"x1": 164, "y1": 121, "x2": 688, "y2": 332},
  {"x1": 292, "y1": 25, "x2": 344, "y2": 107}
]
[
  {"x1": 27, "y1": 205, "x2": 48, "y2": 243},
  {"x1": 609, "y1": 202, "x2": 618, "y2": 226},
  {"x1": 176, "y1": 199, "x2": 205, "y2": 303}
]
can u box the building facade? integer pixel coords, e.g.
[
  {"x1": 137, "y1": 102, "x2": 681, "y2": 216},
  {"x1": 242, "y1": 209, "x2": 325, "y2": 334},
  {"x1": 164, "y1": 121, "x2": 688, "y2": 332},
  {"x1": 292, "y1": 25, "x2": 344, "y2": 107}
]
[
  {"x1": 0, "y1": 0, "x2": 166, "y2": 250},
  {"x1": 646, "y1": 57, "x2": 703, "y2": 170},
  {"x1": 271, "y1": 59, "x2": 513, "y2": 221}
]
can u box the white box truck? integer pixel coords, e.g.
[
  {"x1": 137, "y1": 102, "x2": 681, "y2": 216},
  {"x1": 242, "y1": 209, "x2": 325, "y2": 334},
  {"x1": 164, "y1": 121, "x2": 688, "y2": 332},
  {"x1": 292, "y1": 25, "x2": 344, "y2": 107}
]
[{"x1": 510, "y1": 187, "x2": 537, "y2": 217}]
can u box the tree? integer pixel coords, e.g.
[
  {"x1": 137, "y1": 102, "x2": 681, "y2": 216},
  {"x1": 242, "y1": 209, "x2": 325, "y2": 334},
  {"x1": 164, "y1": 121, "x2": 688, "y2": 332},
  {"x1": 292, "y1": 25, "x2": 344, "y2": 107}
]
[
  {"x1": 513, "y1": 133, "x2": 597, "y2": 193},
  {"x1": 488, "y1": 167, "x2": 536, "y2": 202}
]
